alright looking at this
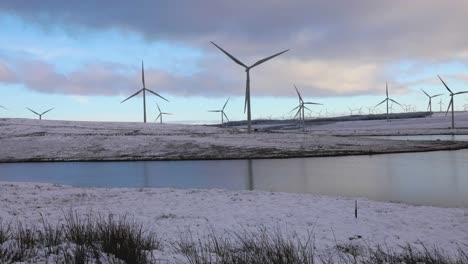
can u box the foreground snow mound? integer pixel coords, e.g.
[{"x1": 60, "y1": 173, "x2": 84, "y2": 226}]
[{"x1": 0, "y1": 182, "x2": 467, "y2": 263}]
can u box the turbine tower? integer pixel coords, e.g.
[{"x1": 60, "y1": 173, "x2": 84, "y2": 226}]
[
  {"x1": 420, "y1": 88, "x2": 442, "y2": 114},
  {"x1": 290, "y1": 85, "x2": 322, "y2": 131},
  {"x1": 375, "y1": 82, "x2": 402, "y2": 122},
  {"x1": 208, "y1": 97, "x2": 230, "y2": 127},
  {"x1": 211, "y1": 41, "x2": 288, "y2": 133},
  {"x1": 27, "y1": 107, "x2": 54, "y2": 120},
  {"x1": 154, "y1": 103, "x2": 172, "y2": 124},
  {"x1": 437, "y1": 75, "x2": 468, "y2": 129},
  {"x1": 121, "y1": 61, "x2": 169, "y2": 123}
]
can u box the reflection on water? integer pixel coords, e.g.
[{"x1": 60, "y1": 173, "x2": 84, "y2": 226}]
[
  {"x1": 0, "y1": 150, "x2": 467, "y2": 207},
  {"x1": 366, "y1": 134, "x2": 468, "y2": 141}
]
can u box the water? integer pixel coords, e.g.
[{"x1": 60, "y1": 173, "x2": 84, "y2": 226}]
[
  {"x1": 1, "y1": 150, "x2": 467, "y2": 207},
  {"x1": 366, "y1": 134, "x2": 468, "y2": 141}
]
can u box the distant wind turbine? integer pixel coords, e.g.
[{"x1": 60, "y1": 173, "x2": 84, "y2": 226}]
[
  {"x1": 438, "y1": 98, "x2": 444, "y2": 112},
  {"x1": 121, "y1": 61, "x2": 169, "y2": 123},
  {"x1": 375, "y1": 82, "x2": 402, "y2": 122},
  {"x1": 211, "y1": 41, "x2": 289, "y2": 133},
  {"x1": 420, "y1": 88, "x2": 443, "y2": 114},
  {"x1": 290, "y1": 85, "x2": 322, "y2": 131},
  {"x1": 438, "y1": 75, "x2": 468, "y2": 129},
  {"x1": 154, "y1": 104, "x2": 172, "y2": 124},
  {"x1": 208, "y1": 97, "x2": 230, "y2": 126},
  {"x1": 27, "y1": 107, "x2": 54, "y2": 120}
]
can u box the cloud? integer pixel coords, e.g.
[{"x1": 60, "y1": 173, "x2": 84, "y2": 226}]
[
  {"x1": 2, "y1": 1, "x2": 468, "y2": 62},
  {"x1": 0, "y1": 63, "x2": 16, "y2": 83},
  {"x1": 1, "y1": 56, "x2": 403, "y2": 98},
  {"x1": 1, "y1": 1, "x2": 468, "y2": 98}
]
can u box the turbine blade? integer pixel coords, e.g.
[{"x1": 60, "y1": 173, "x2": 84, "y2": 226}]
[
  {"x1": 250, "y1": 49, "x2": 289, "y2": 68},
  {"x1": 454, "y1": 91, "x2": 468, "y2": 95},
  {"x1": 290, "y1": 105, "x2": 300, "y2": 112},
  {"x1": 42, "y1": 108, "x2": 54, "y2": 115},
  {"x1": 386, "y1": 82, "x2": 388, "y2": 97},
  {"x1": 208, "y1": 110, "x2": 222, "y2": 112},
  {"x1": 156, "y1": 103, "x2": 161, "y2": 113},
  {"x1": 26, "y1": 107, "x2": 40, "y2": 116},
  {"x1": 210, "y1": 41, "x2": 247, "y2": 68},
  {"x1": 141, "y1": 60, "x2": 145, "y2": 88},
  {"x1": 222, "y1": 97, "x2": 230, "y2": 110},
  {"x1": 431, "y1": 93, "x2": 443, "y2": 98},
  {"x1": 145, "y1": 89, "x2": 169, "y2": 102},
  {"x1": 0, "y1": 105, "x2": 7, "y2": 110},
  {"x1": 420, "y1": 88, "x2": 430, "y2": 97},
  {"x1": 304, "y1": 102, "x2": 323, "y2": 105},
  {"x1": 389, "y1": 98, "x2": 402, "y2": 107},
  {"x1": 120, "y1": 89, "x2": 143, "y2": 103},
  {"x1": 304, "y1": 106, "x2": 312, "y2": 111},
  {"x1": 294, "y1": 108, "x2": 301, "y2": 119},
  {"x1": 375, "y1": 98, "x2": 387, "y2": 107},
  {"x1": 437, "y1": 75, "x2": 453, "y2": 94},
  {"x1": 445, "y1": 98, "x2": 453, "y2": 116},
  {"x1": 223, "y1": 112, "x2": 229, "y2": 122},
  {"x1": 163, "y1": 113, "x2": 172, "y2": 115},
  {"x1": 155, "y1": 113, "x2": 161, "y2": 122},
  {"x1": 294, "y1": 84, "x2": 303, "y2": 102}
]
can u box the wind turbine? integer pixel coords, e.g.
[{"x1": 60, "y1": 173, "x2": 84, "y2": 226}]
[
  {"x1": 211, "y1": 41, "x2": 289, "y2": 133},
  {"x1": 121, "y1": 61, "x2": 169, "y2": 123},
  {"x1": 208, "y1": 97, "x2": 230, "y2": 127},
  {"x1": 438, "y1": 98, "x2": 444, "y2": 112},
  {"x1": 375, "y1": 82, "x2": 402, "y2": 122},
  {"x1": 438, "y1": 75, "x2": 468, "y2": 129},
  {"x1": 154, "y1": 103, "x2": 172, "y2": 124},
  {"x1": 290, "y1": 85, "x2": 322, "y2": 130},
  {"x1": 420, "y1": 88, "x2": 443, "y2": 114},
  {"x1": 27, "y1": 107, "x2": 54, "y2": 120}
]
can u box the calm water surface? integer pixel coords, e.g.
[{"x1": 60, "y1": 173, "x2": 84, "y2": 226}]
[
  {"x1": 0, "y1": 150, "x2": 467, "y2": 207},
  {"x1": 366, "y1": 134, "x2": 468, "y2": 141}
]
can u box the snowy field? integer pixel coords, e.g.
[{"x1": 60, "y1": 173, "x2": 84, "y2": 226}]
[
  {"x1": 1, "y1": 115, "x2": 468, "y2": 261},
  {"x1": 1, "y1": 114, "x2": 468, "y2": 162},
  {"x1": 0, "y1": 182, "x2": 467, "y2": 262}
]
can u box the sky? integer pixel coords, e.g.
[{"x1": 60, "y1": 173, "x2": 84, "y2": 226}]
[{"x1": 1, "y1": 1, "x2": 468, "y2": 124}]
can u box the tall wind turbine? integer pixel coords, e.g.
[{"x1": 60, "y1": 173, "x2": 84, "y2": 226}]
[
  {"x1": 420, "y1": 88, "x2": 442, "y2": 114},
  {"x1": 121, "y1": 61, "x2": 169, "y2": 123},
  {"x1": 375, "y1": 82, "x2": 402, "y2": 122},
  {"x1": 208, "y1": 97, "x2": 230, "y2": 127},
  {"x1": 211, "y1": 41, "x2": 288, "y2": 133},
  {"x1": 154, "y1": 103, "x2": 172, "y2": 124},
  {"x1": 437, "y1": 75, "x2": 468, "y2": 129},
  {"x1": 27, "y1": 107, "x2": 54, "y2": 120},
  {"x1": 290, "y1": 85, "x2": 322, "y2": 131}
]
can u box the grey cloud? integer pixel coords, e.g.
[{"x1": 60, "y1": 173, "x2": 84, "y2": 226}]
[{"x1": 2, "y1": 1, "x2": 468, "y2": 62}]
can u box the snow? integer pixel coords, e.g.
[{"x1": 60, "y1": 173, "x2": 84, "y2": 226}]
[
  {"x1": 1, "y1": 115, "x2": 468, "y2": 162},
  {"x1": 0, "y1": 182, "x2": 467, "y2": 262},
  {"x1": 1, "y1": 114, "x2": 468, "y2": 261}
]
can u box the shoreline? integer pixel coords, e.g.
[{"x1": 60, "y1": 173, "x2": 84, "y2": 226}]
[{"x1": 2, "y1": 117, "x2": 468, "y2": 163}]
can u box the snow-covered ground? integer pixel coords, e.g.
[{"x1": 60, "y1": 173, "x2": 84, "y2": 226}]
[
  {"x1": 1, "y1": 115, "x2": 468, "y2": 162},
  {"x1": 0, "y1": 182, "x2": 467, "y2": 262}
]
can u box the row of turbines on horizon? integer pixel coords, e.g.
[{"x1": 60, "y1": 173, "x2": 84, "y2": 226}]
[
  {"x1": 2, "y1": 43, "x2": 468, "y2": 130},
  {"x1": 118, "y1": 42, "x2": 468, "y2": 131}
]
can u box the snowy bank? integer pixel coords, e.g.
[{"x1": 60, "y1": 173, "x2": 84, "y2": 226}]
[
  {"x1": 0, "y1": 182, "x2": 467, "y2": 261},
  {"x1": 1, "y1": 117, "x2": 468, "y2": 162}
]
